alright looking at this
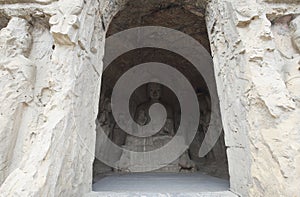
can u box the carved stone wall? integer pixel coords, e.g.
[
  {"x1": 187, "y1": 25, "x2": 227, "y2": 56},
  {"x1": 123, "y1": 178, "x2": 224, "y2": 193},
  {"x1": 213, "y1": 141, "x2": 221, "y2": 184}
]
[
  {"x1": 0, "y1": 0, "x2": 106, "y2": 196},
  {"x1": 0, "y1": 0, "x2": 299, "y2": 197},
  {"x1": 207, "y1": 0, "x2": 300, "y2": 196},
  {"x1": 0, "y1": 17, "x2": 35, "y2": 185}
]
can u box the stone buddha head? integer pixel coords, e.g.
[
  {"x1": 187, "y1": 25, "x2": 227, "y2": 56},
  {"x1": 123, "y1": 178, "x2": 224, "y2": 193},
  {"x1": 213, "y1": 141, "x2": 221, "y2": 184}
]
[{"x1": 148, "y1": 83, "x2": 162, "y2": 101}]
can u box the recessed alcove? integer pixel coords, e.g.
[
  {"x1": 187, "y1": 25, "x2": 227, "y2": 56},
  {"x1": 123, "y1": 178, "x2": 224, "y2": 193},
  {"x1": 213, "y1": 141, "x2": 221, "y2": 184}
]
[
  {"x1": 93, "y1": 0, "x2": 230, "y2": 195},
  {"x1": 0, "y1": 13, "x2": 10, "y2": 30}
]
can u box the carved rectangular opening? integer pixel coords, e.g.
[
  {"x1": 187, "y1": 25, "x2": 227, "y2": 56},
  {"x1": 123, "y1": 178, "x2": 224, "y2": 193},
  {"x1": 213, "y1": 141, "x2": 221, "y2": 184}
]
[{"x1": 92, "y1": 0, "x2": 231, "y2": 195}]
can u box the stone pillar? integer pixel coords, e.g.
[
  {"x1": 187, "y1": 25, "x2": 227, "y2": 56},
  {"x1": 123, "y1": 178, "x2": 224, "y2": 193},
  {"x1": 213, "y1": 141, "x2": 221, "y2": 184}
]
[{"x1": 206, "y1": 0, "x2": 300, "y2": 196}]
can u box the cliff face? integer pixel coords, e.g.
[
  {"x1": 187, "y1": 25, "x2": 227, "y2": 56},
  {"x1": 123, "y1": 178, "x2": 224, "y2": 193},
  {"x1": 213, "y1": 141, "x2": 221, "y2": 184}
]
[
  {"x1": 0, "y1": 0, "x2": 299, "y2": 197},
  {"x1": 207, "y1": 1, "x2": 300, "y2": 196},
  {"x1": 0, "y1": 1, "x2": 104, "y2": 196}
]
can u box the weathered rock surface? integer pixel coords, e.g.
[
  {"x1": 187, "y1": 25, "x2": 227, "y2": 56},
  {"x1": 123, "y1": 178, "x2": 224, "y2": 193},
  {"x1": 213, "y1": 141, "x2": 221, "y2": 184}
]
[
  {"x1": 207, "y1": 0, "x2": 300, "y2": 196},
  {"x1": 0, "y1": 0, "x2": 299, "y2": 197},
  {"x1": 0, "y1": 16, "x2": 35, "y2": 185}
]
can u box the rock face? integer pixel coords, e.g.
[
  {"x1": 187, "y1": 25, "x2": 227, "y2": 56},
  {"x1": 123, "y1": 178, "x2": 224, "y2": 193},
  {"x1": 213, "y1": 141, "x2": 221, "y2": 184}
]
[
  {"x1": 0, "y1": 1, "x2": 103, "y2": 196},
  {"x1": 0, "y1": 0, "x2": 299, "y2": 197},
  {"x1": 207, "y1": 1, "x2": 300, "y2": 196},
  {"x1": 0, "y1": 17, "x2": 35, "y2": 185}
]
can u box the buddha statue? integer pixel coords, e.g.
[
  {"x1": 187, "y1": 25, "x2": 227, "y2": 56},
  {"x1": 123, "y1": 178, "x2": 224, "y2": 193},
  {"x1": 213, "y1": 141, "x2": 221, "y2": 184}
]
[
  {"x1": 118, "y1": 83, "x2": 195, "y2": 172},
  {"x1": 124, "y1": 83, "x2": 174, "y2": 149}
]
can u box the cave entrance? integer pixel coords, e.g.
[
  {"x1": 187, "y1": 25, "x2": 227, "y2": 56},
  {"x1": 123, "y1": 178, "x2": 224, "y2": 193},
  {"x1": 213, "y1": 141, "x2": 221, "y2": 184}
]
[{"x1": 93, "y1": 0, "x2": 230, "y2": 195}]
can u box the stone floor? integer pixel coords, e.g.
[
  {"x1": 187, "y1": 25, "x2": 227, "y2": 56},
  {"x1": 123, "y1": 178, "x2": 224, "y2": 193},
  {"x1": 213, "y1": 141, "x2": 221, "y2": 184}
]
[{"x1": 88, "y1": 172, "x2": 237, "y2": 197}]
